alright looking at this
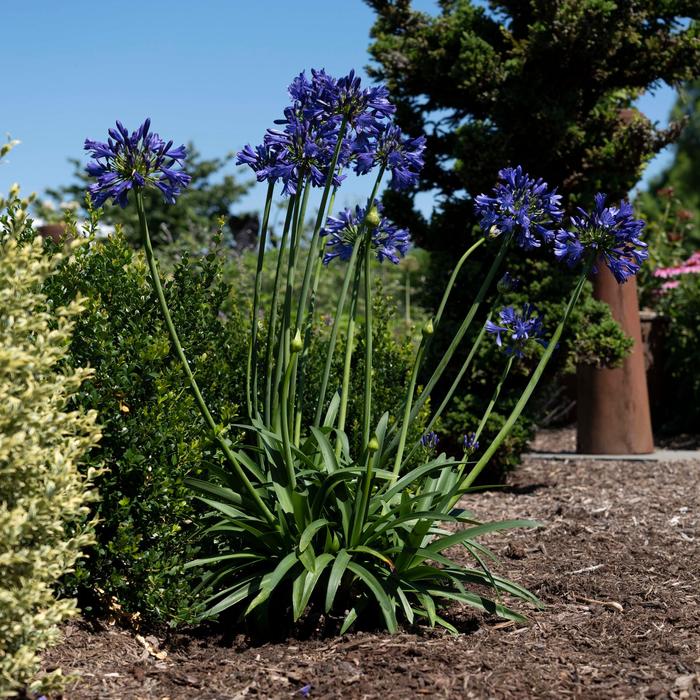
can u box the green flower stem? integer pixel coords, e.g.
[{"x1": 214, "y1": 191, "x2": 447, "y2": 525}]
[
  {"x1": 313, "y1": 239, "x2": 361, "y2": 426},
  {"x1": 405, "y1": 302, "x2": 501, "y2": 463},
  {"x1": 285, "y1": 183, "x2": 312, "y2": 442},
  {"x1": 264, "y1": 197, "x2": 296, "y2": 425},
  {"x1": 359, "y1": 167, "x2": 385, "y2": 448},
  {"x1": 336, "y1": 255, "x2": 364, "y2": 456},
  {"x1": 390, "y1": 331, "x2": 429, "y2": 482},
  {"x1": 424, "y1": 323, "x2": 486, "y2": 434},
  {"x1": 404, "y1": 268, "x2": 411, "y2": 326},
  {"x1": 273, "y1": 180, "x2": 309, "y2": 426},
  {"x1": 433, "y1": 237, "x2": 486, "y2": 330},
  {"x1": 135, "y1": 191, "x2": 275, "y2": 525},
  {"x1": 453, "y1": 353, "x2": 514, "y2": 480},
  {"x1": 362, "y1": 227, "x2": 373, "y2": 447},
  {"x1": 246, "y1": 180, "x2": 275, "y2": 421},
  {"x1": 313, "y1": 167, "x2": 384, "y2": 428},
  {"x1": 472, "y1": 354, "x2": 513, "y2": 447},
  {"x1": 294, "y1": 117, "x2": 348, "y2": 334},
  {"x1": 293, "y1": 181, "x2": 341, "y2": 443},
  {"x1": 403, "y1": 235, "x2": 511, "y2": 431},
  {"x1": 351, "y1": 441, "x2": 380, "y2": 546},
  {"x1": 279, "y1": 349, "x2": 298, "y2": 490},
  {"x1": 452, "y1": 268, "x2": 591, "y2": 502}
]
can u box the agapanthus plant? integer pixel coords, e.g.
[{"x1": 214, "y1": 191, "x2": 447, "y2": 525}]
[{"x1": 85, "y1": 70, "x2": 646, "y2": 637}]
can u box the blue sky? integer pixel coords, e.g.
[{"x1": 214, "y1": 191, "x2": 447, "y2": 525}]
[{"x1": 2, "y1": 0, "x2": 678, "y2": 218}]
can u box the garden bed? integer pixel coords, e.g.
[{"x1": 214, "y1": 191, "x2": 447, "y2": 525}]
[{"x1": 42, "y1": 432, "x2": 700, "y2": 699}]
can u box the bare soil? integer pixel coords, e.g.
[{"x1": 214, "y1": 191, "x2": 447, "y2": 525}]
[{"x1": 41, "y1": 430, "x2": 700, "y2": 699}]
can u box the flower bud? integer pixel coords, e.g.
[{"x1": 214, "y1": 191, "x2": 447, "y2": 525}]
[
  {"x1": 366, "y1": 206, "x2": 381, "y2": 228},
  {"x1": 497, "y1": 272, "x2": 519, "y2": 294},
  {"x1": 488, "y1": 224, "x2": 501, "y2": 239},
  {"x1": 422, "y1": 318, "x2": 434, "y2": 337},
  {"x1": 367, "y1": 435, "x2": 380, "y2": 452},
  {"x1": 290, "y1": 329, "x2": 303, "y2": 353}
]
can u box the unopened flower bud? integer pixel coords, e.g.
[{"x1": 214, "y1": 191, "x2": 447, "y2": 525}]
[
  {"x1": 367, "y1": 436, "x2": 380, "y2": 452},
  {"x1": 9, "y1": 183, "x2": 20, "y2": 198},
  {"x1": 366, "y1": 206, "x2": 381, "y2": 228},
  {"x1": 290, "y1": 329, "x2": 303, "y2": 353},
  {"x1": 488, "y1": 224, "x2": 501, "y2": 239},
  {"x1": 497, "y1": 272, "x2": 519, "y2": 294},
  {"x1": 422, "y1": 319, "x2": 434, "y2": 337}
]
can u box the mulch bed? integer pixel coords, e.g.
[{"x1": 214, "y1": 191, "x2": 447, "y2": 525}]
[{"x1": 41, "y1": 431, "x2": 700, "y2": 699}]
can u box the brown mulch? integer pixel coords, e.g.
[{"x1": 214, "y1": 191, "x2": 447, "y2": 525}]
[{"x1": 42, "y1": 436, "x2": 700, "y2": 699}]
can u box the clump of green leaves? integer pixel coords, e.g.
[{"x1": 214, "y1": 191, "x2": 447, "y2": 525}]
[{"x1": 189, "y1": 414, "x2": 540, "y2": 634}]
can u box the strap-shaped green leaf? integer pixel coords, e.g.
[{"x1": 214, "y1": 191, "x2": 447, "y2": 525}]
[
  {"x1": 292, "y1": 553, "x2": 333, "y2": 620},
  {"x1": 245, "y1": 552, "x2": 299, "y2": 614},
  {"x1": 310, "y1": 426, "x2": 340, "y2": 473},
  {"x1": 424, "y1": 519, "x2": 539, "y2": 555},
  {"x1": 299, "y1": 518, "x2": 330, "y2": 552},
  {"x1": 325, "y1": 549, "x2": 352, "y2": 613},
  {"x1": 347, "y1": 561, "x2": 397, "y2": 633}
]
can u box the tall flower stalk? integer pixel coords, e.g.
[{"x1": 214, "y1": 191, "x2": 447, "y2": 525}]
[{"x1": 85, "y1": 76, "x2": 646, "y2": 635}]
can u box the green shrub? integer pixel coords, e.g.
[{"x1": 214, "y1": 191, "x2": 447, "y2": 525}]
[
  {"x1": 421, "y1": 253, "x2": 632, "y2": 473},
  {"x1": 43, "y1": 228, "x2": 248, "y2": 626},
  {"x1": 0, "y1": 237, "x2": 100, "y2": 698}
]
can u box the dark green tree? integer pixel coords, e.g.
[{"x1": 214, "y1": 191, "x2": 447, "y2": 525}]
[
  {"x1": 364, "y1": 0, "x2": 700, "y2": 455},
  {"x1": 41, "y1": 143, "x2": 251, "y2": 247},
  {"x1": 366, "y1": 0, "x2": 700, "y2": 249}
]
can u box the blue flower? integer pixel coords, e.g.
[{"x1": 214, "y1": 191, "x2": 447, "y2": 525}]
[
  {"x1": 474, "y1": 166, "x2": 563, "y2": 250},
  {"x1": 556, "y1": 193, "x2": 648, "y2": 283},
  {"x1": 236, "y1": 69, "x2": 399, "y2": 196},
  {"x1": 353, "y1": 124, "x2": 425, "y2": 190},
  {"x1": 485, "y1": 304, "x2": 546, "y2": 358},
  {"x1": 463, "y1": 433, "x2": 479, "y2": 453},
  {"x1": 84, "y1": 119, "x2": 190, "y2": 208},
  {"x1": 420, "y1": 431, "x2": 440, "y2": 450},
  {"x1": 235, "y1": 143, "x2": 283, "y2": 184},
  {"x1": 321, "y1": 203, "x2": 411, "y2": 265},
  {"x1": 331, "y1": 69, "x2": 395, "y2": 130}
]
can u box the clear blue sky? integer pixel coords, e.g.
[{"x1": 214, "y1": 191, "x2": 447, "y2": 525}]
[{"x1": 1, "y1": 0, "x2": 678, "y2": 219}]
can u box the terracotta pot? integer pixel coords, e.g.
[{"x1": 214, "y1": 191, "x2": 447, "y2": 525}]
[{"x1": 37, "y1": 223, "x2": 67, "y2": 244}]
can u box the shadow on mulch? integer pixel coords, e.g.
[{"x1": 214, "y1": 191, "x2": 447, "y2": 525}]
[{"x1": 40, "y1": 434, "x2": 700, "y2": 699}]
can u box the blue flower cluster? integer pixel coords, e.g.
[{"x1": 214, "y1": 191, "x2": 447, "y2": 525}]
[
  {"x1": 420, "y1": 431, "x2": 440, "y2": 450},
  {"x1": 321, "y1": 203, "x2": 410, "y2": 266},
  {"x1": 84, "y1": 119, "x2": 190, "y2": 207},
  {"x1": 475, "y1": 166, "x2": 564, "y2": 251},
  {"x1": 463, "y1": 432, "x2": 479, "y2": 453},
  {"x1": 554, "y1": 193, "x2": 648, "y2": 283},
  {"x1": 475, "y1": 167, "x2": 647, "y2": 284},
  {"x1": 485, "y1": 304, "x2": 546, "y2": 358},
  {"x1": 236, "y1": 69, "x2": 425, "y2": 197}
]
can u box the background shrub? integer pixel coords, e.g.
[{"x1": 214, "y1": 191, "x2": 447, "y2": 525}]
[
  {"x1": 657, "y1": 275, "x2": 700, "y2": 432},
  {"x1": 420, "y1": 253, "x2": 632, "y2": 474},
  {"x1": 0, "y1": 237, "x2": 100, "y2": 698}
]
